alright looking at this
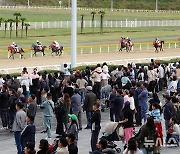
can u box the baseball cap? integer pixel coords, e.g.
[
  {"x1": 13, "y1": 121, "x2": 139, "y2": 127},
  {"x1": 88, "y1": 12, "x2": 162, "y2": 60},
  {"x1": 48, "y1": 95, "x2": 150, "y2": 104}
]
[
  {"x1": 68, "y1": 114, "x2": 77, "y2": 121},
  {"x1": 86, "y1": 86, "x2": 92, "y2": 91}
]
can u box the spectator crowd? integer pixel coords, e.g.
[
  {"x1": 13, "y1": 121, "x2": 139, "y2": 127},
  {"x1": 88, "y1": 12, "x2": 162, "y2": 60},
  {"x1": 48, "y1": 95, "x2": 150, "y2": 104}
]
[{"x1": 0, "y1": 59, "x2": 180, "y2": 154}]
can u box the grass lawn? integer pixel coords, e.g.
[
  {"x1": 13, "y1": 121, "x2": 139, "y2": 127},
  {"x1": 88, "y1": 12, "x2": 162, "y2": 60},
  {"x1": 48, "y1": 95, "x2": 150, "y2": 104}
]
[{"x1": 0, "y1": 8, "x2": 180, "y2": 22}]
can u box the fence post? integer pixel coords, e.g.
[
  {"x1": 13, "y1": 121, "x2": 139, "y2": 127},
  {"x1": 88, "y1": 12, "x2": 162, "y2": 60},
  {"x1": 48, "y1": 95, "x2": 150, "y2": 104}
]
[
  {"x1": 81, "y1": 48, "x2": 83, "y2": 54},
  {"x1": 175, "y1": 42, "x2": 177, "y2": 48},
  {"x1": 140, "y1": 44, "x2": 142, "y2": 51},
  {"x1": 126, "y1": 19, "x2": 128, "y2": 27},
  {"x1": 31, "y1": 50, "x2": 32, "y2": 58},
  {"x1": 121, "y1": 21, "x2": 122, "y2": 27},
  {"x1": 91, "y1": 47, "x2": 93, "y2": 54},
  {"x1": 48, "y1": 21, "x2": 50, "y2": 28},
  {"x1": 61, "y1": 21, "x2": 62, "y2": 28},
  {"x1": 67, "y1": 21, "x2": 68, "y2": 28},
  {"x1": 42, "y1": 22, "x2": 43, "y2": 29},
  {"x1": 108, "y1": 45, "x2": 110, "y2": 53},
  {"x1": 116, "y1": 21, "x2": 118, "y2": 27},
  {"x1": 95, "y1": 20, "x2": 97, "y2": 28},
  {"x1": 147, "y1": 44, "x2": 149, "y2": 51},
  {"x1": 106, "y1": 20, "x2": 107, "y2": 27},
  {"x1": 132, "y1": 46, "x2": 134, "y2": 52},
  {"x1": 111, "y1": 21, "x2": 112, "y2": 28},
  {"x1": 116, "y1": 44, "x2": 119, "y2": 51},
  {"x1": 169, "y1": 43, "x2": 171, "y2": 49},
  {"x1": 84, "y1": 20, "x2": 86, "y2": 28}
]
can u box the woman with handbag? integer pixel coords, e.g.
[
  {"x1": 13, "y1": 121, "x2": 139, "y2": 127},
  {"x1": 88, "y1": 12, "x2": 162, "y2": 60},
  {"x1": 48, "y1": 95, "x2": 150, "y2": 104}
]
[{"x1": 119, "y1": 101, "x2": 134, "y2": 145}]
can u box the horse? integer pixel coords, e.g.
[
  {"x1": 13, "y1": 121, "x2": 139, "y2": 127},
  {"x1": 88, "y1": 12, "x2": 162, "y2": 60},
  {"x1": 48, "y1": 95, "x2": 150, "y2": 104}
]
[
  {"x1": 119, "y1": 39, "x2": 134, "y2": 52},
  {"x1": 153, "y1": 41, "x2": 164, "y2": 53},
  {"x1": 8, "y1": 45, "x2": 24, "y2": 59},
  {"x1": 49, "y1": 44, "x2": 64, "y2": 57},
  {"x1": 31, "y1": 44, "x2": 46, "y2": 56}
]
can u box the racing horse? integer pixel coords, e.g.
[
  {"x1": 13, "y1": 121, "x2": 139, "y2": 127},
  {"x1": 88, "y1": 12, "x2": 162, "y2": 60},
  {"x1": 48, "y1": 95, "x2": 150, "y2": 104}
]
[
  {"x1": 8, "y1": 45, "x2": 24, "y2": 59},
  {"x1": 153, "y1": 41, "x2": 164, "y2": 53},
  {"x1": 31, "y1": 44, "x2": 46, "y2": 56},
  {"x1": 49, "y1": 44, "x2": 64, "y2": 57},
  {"x1": 119, "y1": 39, "x2": 134, "y2": 52}
]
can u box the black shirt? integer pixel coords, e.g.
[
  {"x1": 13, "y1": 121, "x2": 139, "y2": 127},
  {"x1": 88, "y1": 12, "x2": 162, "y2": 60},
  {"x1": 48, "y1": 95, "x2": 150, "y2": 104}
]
[
  {"x1": 68, "y1": 143, "x2": 78, "y2": 154},
  {"x1": 90, "y1": 109, "x2": 101, "y2": 131},
  {"x1": 123, "y1": 109, "x2": 134, "y2": 128}
]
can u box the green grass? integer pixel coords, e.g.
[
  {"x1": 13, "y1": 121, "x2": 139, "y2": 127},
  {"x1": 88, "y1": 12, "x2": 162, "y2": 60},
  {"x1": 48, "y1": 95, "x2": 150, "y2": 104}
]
[
  {"x1": 8, "y1": 0, "x2": 180, "y2": 10},
  {"x1": 0, "y1": 8, "x2": 180, "y2": 22},
  {"x1": 0, "y1": 26, "x2": 179, "y2": 49}
]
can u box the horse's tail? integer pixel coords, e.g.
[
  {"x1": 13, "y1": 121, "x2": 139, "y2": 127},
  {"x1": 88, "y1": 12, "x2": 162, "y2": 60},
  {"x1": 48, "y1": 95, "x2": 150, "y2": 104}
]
[
  {"x1": 161, "y1": 41, "x2": 164, "y2": 44},
  {"x1": 43, "y1": 46, "x2": 47, "y2": 49},
  {"x1": 21, "y1": 48, "x2": 25, "y2": 53}
]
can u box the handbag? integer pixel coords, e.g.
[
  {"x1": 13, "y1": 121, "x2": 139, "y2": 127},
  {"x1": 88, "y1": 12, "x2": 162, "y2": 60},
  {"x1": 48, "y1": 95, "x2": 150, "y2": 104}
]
[{"x1": 119, "y1": 126, "x2": 124, "y2": 137}]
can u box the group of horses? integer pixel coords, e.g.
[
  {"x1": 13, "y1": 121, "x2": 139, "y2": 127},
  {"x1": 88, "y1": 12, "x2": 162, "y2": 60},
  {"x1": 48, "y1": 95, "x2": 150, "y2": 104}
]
[
  {"x1": 8, "y1": 44, "x2": 64, "y2": 59},
  {"x1": 119, "y1": 38, "x2": 164, "y2": 53}
]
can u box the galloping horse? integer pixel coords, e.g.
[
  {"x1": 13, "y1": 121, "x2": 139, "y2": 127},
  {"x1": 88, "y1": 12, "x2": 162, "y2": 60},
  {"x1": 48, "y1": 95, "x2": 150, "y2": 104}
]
[
  {"x1": 31, "y1": 44, "x2": 46, "y2": 56},
  {"x1": 119, "y1": 39, "x2": 134, "y2": 52},
  {"x1": 49, "y1": 44, "x2": 64, "y2": 56},
  {"x1": 153, "y1": 41, "x2": 164, "y2": 53},
  {"x1": 8, "y1": 45, "x2": 24, "y2": 59}
]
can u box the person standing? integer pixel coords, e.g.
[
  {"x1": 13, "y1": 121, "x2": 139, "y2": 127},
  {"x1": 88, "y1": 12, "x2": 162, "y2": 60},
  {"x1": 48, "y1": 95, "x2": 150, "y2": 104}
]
[
  {"x1": 12, "y1": 102, "x2": 26, "y2": 154},
  {"x1": 163, "y1": 95, "x2": 175, "y2": 130},
  {"x1": 71, "y1": 89, "x2": 82, "y2": 130},
  {"x1": 138, "y1": 83, "x2": 148, "y2": 124},
  {"x1": 83, "y1": 86, "x2": 97, "y2": 129},
  {"x1": 0, "y1": 85, "x2": 9, "y2": 129},
  {"x1": 40, "y1": 93, "x2": 54, "y2": 139},
  {"x1": 109, "y1": 86, "x2": 118, "y2": 121},
  {"x1": 8, "y1": 88, "x2": 17, "y2": 129},
  {"x1": 111, "y1": 89, "x2": 124, "y2": 122},
  {"x1": 27, "y1": 94, "x2": 37, "y2": 119},
  {"x1": 66, "y1": 133, "x2": 78, "y2": 154},
  {"x1": 21, "y1": 115, "x2": 36, "y2": 153},
  {"x1": 90, "y1": 102, "x2": 101, "y2": 152}
]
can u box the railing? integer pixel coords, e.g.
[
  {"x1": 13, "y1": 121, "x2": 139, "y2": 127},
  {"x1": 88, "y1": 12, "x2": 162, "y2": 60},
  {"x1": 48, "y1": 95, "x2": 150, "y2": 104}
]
[
  {"x1": 0, "y1": 5, "x2": 180, "y2": 13},
  {"x1": 0, "y1": 41, "x2": 179, "y2": 60},
  {"x1": 1, "y1": 19, "x2": 180, "y2": 30}
]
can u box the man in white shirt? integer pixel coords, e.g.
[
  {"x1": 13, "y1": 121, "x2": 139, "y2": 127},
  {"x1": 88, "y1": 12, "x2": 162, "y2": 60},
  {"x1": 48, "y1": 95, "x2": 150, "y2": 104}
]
[{"x1": 158, "y1": 64, "x2": 165, "y2": 91}]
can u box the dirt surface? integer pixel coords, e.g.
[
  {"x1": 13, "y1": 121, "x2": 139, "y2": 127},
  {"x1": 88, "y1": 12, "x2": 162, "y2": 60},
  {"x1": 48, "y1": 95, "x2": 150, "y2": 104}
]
[{"x1": 0, "y1": 48, "x2": 180, "y2": 73}]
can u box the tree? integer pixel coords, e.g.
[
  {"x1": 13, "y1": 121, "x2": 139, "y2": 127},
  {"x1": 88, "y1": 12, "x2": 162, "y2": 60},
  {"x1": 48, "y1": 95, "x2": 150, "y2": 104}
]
[
  {"x1": 24, "y1": 23, "x2": 30, "y2": 37},
  {"x1": 80, "y1": 15, "x2": 85, "y2": 34},
  {"x1": 20, "y1": 17, "x2": 26, "y2": 38},
  {"x1": 8, "y1": 19, "x2": 15, "y2": 39},
  {"x1": 0, "y1": 18, "x2": 3, "y2": 27},
  {"x1": 91, "y1": 11, "x2": 96, "y2": 34},
  {"x1": 98, "y1": 11, "x2": 105, "y2": 34},
  {"x1": 13, "y1": 12, "x2": 21, "y2": 37},
  {"x1": 4, "y1": 20, "x2": 8, "y2": 38}
]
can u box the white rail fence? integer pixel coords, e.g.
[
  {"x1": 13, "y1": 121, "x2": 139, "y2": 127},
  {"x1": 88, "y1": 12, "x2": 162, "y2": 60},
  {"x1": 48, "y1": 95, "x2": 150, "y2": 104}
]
[
  {"x1": 0, "y1": 19, "x2": 180, "y2": 30},
  {"x1": 0, "y1": 41, "x2": 179, "y2": 60},
  {"x1": 0, "y1": 5, "x2": 180, "y2": 13}
]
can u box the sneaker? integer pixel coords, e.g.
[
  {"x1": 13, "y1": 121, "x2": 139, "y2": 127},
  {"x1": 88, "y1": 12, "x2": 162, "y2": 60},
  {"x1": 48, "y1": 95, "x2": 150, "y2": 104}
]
[
  {"x1": 84, "y1": 127, "x2": 91, "y2": 129},
  {"x1": 45, "y1": 137, "x2": 52, "y2": 140}
]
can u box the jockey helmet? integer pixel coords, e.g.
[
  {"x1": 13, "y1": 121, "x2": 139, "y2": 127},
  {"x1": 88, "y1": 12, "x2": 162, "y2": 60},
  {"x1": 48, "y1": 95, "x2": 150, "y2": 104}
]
[
  {"x1": 126, "y1": 37, "x2": 128, "y2": 39},
  {"x1": 37, "y1": 40, "x2": 39, "y2": 43},
  {"x1": 12, "y1": 42, "x2": 15, "y2": 44}
]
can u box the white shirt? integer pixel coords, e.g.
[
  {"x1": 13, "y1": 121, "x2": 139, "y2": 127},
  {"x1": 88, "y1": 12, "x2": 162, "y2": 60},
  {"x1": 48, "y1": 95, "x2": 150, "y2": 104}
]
[
  {"x1": 129, "y1": 96, "x2": 135, "y2": 110},
  {"x1": 173, "y1": 124, "x2": 180, "y2": 135},
  {"x1": 101, "y1": 72, "x2": 110, "y2": 80},
  {"x1": 158, "y1": 66, "x2": 164, "y2": 78},
  {"x1": 168, "y1": 80, "x2": 177, "y2": 92},
  {"x1": 123, "y1": 148, "x2": 143, "y2": 154},
  {"x1": 56, "y1": 147, "x2": 69, "y2": 154}
]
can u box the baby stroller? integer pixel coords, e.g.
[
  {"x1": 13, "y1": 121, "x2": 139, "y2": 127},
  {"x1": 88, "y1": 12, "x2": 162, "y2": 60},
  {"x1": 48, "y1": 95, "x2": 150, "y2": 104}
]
[{"x1": 101, "y1": 122, "x2": 122, "y2": 153}]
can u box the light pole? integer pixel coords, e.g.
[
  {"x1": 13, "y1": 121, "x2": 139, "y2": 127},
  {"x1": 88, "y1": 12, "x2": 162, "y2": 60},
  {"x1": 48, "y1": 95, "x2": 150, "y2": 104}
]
[
  {"x1": 27, "y1": 0, "x2": 30, "y2": 8},
  {"x1": 155, "y1": 0, "x2": 158, "y2": 12},
  {"x1": 71, "y1": 0, "x2": 77, "y2": 68},
  {"x1": 111, "y1": 0, "x2": 113, "y2": 11}
]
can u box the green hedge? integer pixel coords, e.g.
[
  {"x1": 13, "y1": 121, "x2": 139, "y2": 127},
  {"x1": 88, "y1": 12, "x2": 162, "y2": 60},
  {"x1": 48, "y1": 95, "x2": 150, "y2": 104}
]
[{"x1": 0, "y1": 58, "x2": 179, "y2": 78}]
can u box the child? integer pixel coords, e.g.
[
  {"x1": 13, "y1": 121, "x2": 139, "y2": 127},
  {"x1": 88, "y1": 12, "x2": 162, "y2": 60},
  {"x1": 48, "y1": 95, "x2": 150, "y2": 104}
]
[{"x1": 90, "y1": 102, "x2": 101, "y2": 152}]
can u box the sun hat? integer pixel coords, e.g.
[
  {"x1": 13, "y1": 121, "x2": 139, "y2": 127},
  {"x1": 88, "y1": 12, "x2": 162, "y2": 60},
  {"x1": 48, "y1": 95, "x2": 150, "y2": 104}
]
[
  {"x1": 86, "y1": 86, "x2": 92, "y2": 91},
  {"x1": 95, "y1": 67, "x2": 102, "y2": 73},
  {"x1": 68, "y1": 114, "x2": 77, "y2": 121}
]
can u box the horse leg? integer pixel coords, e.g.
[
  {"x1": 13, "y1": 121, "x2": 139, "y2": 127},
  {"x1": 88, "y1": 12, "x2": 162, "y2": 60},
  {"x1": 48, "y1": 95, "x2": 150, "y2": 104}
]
[
  {"x1": 9, "y1": 53, "x2": 12, "y2": 59},
  {"x1": 59, "y1": 50, "x2": 62, "y2": 57}
]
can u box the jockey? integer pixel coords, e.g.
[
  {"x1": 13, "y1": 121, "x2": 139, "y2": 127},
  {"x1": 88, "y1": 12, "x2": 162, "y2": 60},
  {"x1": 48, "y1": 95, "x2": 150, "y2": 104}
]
[
  {"x1": 11, "y1": 42, "x2": 19, "y2": 52},
  {"x1": 52, "y1": 41, "x2": 60, "y2": 49},
  {"x1": 36, "y1": 40, "x2": 42, "y2": 50},
  {"x1": 155, "y1": 38, "x2": 160, "y2": 44}
]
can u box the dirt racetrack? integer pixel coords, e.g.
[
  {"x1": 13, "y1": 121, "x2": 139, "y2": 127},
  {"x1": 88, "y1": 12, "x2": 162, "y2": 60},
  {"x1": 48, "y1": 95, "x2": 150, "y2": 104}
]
[{"x1": 0, "y1": 48, "x2": 180, "y2": 73}]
